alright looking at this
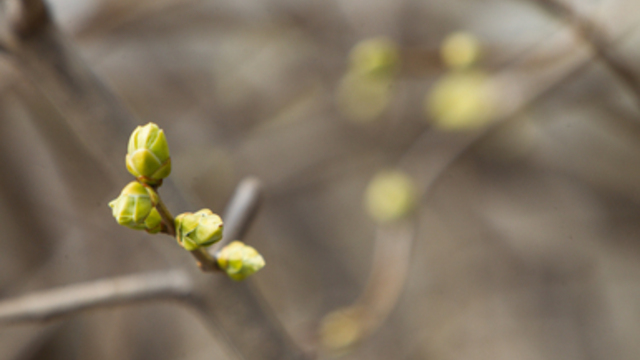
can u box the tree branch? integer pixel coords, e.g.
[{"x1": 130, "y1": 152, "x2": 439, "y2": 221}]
[
  {"x1": 533, "y1": 0, "x2": 640, "y2": 110},
  {"x1": 0, "y1": 0, "x2": 134, "y2": 168},
  {"x1": 210, "y1": 177, "x2": 263, "y2": 255},
  {"x1": 0, "y1": 270, "x2": 193, "y2": 324},
  {"x1": 319, "y1": 222, "x2": 416, "y2": 352}
]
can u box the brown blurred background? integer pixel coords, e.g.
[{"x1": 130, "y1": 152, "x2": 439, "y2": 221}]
[{"x1": 2, "y1": 0, "x2": 640, "y2": 359}]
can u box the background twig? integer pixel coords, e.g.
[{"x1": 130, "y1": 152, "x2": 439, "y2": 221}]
[
  {"x1": 211, "y1": 176, "x2": 263, "y2": 254},
  {"x1": 533, "y1": 0, "x2": 640, "y2": 108},
  {"x1": 0, "y1": 270, "x2": 193, "y2": 324}
]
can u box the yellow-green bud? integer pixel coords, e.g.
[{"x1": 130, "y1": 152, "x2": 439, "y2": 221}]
[
  {"x1": 425, "y1": 71, "x2": 496, "y2": 131},
  {"x1": 175, "y1": 209, "x2": 223, "y2": 250},
  {"x1": 126, "y1": 122, "x2": 172, "y2": 186},
  {"x1": 365, "y1": 170, "x2": 417, "y2": 223},
  {"x1": 320, "y1": 307, "x2": 364, "y2": 352},
  {"x1": 108, "y1": 181, "x2": 163, "y2": 232},
  {"x1": 349, "y1": 37, "x2": 400, "y2": 79},
  {"x1": 441, "y1": 32, "x2": 482, "y2": 70},
  {"x1": 216, "y1": 241, "x2": 265, "y2": 281}
]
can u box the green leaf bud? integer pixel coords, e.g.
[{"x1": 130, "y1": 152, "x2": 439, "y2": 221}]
[
  {"x1": 109, "y1": 181, "x2": 162, "y2": 231},
  {"x1": 126, "y1": 122, "x2": 172, "y2": 186},
  {"x1": 175, "y1": 209, "x2": 223, "y2": 250},
  {"x1": 425, "y1": 70, "x2": 496, "y2": 131},
  {"x1": 320, "y1": 307, "x2": 364, "y2": 352},
  {"x1": 216, "y1": 241, "x2": 265, "y2": 281},
  {"x1": 365, "y1": 170, "x2": 417, "y2": 223},
  {"x1": 441, "y1": 32, "x2": 482, "y2": 70},
  {"x1": 349, "y1": 37, "x2": 400, "y2": 80}
]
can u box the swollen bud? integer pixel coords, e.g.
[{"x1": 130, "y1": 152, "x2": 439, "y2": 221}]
[
  {"x1": 109, "y1": 181, "x2": 163, "y2": 232},
  {"x1": 441, "y1": 32, "x2": 481, "y2": 70},
  {"x1": 175, "y1": 209, "x2": 223, "y2": 251},
  {"x1": 126, "y1": 122, "x2": 171, "y2": 186},
  {"x1": 365, "y1": 170, "x2": 417, "y2": 223},
  {"x1": 349, "y1": 37, "x2": 400, "y2": 79},
  {"x1": 216, "y1": 241, "x2": 265, "y2": 281}
]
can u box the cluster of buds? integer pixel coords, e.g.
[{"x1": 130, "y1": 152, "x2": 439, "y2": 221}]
[{"x1": 108, "y1": 123, "x2": 265, "y2": 280}]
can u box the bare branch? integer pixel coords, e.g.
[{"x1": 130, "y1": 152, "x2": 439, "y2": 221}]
[
  {"x1": 533, "y1": 0, "x2": 640, "y2": 109},
  {"x1": 319, "y1": 222, "x2": 416, "y2": 351},
  {"x1": 0, "y1": 270, "x2": 193, "y2": 324},
  {"x1": 211, "y1": 177, "x2": 263, "y2": 255},
  {"x1": 0, "y1": 0, "x2": 134, "y2": 178}
]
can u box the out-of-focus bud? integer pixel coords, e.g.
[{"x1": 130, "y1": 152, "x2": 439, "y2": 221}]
[
  {"x1": 175, "y1": 209, "x2": 223, "y2": 250},
  {"x1": 425, "y1": 71, "x2": 496, "y2": 131},
  {"x1": 365, "y1": 170, "x2": 417, "y2": 223},
  {"x1": 319, "y1": 307, "x2": 364, "y2": 352},
  {"x1": 216, "y1": 241, "x2": 265, "y2": 281},
  {"x1": 441, "y1": 31, "x2": 482, "y2": 70},
  {"x1": 109, "y1": 181, "x2": 163, "y2": 232},
  {"x1": 126, "y1": 122, "x2": 171, "y2": 186},
  {"x1": 349, "y1": 37, "x2": 400, "y2": 79}
]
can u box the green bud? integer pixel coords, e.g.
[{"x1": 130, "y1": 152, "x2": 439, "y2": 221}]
[
  {"x1": 425, "y1": 71, "x2": 496, "y2": 131},
  {"x1": 175, "y1": 209, "x2": 223, "y2": 251},
  {"x1": 109, "y1": 181, "x2": 163, "y2": 232},
  {"x1": 365, "y1": 170, "x2": 417, "y2": 223},
  {"x1": 441, "y1": 32, "x2": 482, "y2": 70},
  {"x1": 126, "y1": 122, "x2": 172, "y2": 186},
  {"x1": 216, "y1": 241, "x2": 265, "y2": 281},
  {"x1": 349, "y1": 37, "x2": 400, "y2": 79},
  {"x1": 320, "y1": 307, "x2": 364, "y2": 351}
]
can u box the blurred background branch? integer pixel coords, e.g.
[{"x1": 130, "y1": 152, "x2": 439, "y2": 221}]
[
  {"x1": 533, "y1": 0, "x2": 640, "y2": 109},
  {"x1": 0, "y1": 270, "x2": 194, "y2": 324}
]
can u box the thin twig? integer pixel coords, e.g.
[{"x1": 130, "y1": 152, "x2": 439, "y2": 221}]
[
  {"x1": 533, "y1": 0, "x2": 640, "y2": 109},
  {"x1": 320, "y1": 222, "x2": 415, "y2": 352},
  {"x1": 0, "y1": 270, "x2": 194, "y2": 324},
  {"x1": 190, "y1": 248, "x2": 218, "y2": 272},
  {"x1": 210, "y1": 177, "x2": 263, "y2": 255},
  {"x1": 154, "y1": 195, "x2": 176, "y2": 237},
  {"x1": 0, "y1": 0, "x2": 134, "y2": 166}
]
